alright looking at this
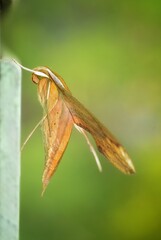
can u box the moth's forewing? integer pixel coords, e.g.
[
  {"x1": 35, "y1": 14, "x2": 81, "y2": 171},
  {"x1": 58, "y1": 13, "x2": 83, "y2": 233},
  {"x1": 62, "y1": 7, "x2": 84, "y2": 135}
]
[
  {"x1": 32, "y1": 75, "x2": 73, "y2": 192},
  {"x1": 42, "y1": 95, "x2": 73, "y2": 192},
  {"x1": 61, "y1": 89, "x2": 135, "y2": 174}
]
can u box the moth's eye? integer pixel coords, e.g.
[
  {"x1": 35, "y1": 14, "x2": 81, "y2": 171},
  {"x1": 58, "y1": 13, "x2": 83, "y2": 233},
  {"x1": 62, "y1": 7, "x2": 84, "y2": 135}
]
[{"x1": 32, "y1": 74, "x2": 40, "y2": 84}]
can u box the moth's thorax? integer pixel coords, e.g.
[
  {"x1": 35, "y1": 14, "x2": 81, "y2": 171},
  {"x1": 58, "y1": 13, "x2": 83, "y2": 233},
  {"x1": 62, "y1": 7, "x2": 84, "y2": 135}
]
[
  {"x1": 32, "y1": 67, "x2": 70, "y2": 92},
  {"x1": 37, "y1": 78, "x2": 58, "y2": 111}
]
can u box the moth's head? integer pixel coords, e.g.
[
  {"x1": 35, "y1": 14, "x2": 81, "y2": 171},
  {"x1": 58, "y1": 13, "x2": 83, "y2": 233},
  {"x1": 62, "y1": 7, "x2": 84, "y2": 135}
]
[
  {"x1": 32, "y1": 66, "x2": 69, "y2": 91},
  {"x1": 32, "y1": 67, "x2": 50, "y2": 84}
]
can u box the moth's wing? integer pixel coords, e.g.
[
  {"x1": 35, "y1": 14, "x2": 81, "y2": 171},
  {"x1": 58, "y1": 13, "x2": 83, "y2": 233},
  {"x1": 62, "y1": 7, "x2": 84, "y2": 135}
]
[
  {"x1": 61, "y1": 89, "x2": 135, "y2": 174},
  {"x1": 38, "y1": 80, "x2": 73, "y2": 193}
]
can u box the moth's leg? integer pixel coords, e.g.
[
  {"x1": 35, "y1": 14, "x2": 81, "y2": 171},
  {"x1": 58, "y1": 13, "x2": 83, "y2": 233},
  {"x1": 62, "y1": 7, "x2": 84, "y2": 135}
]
[
  {"x1": 21, "y1": 114, "x2": 47, "y2": 151},
  {"x1": 44, "y1": 81, "x2": 52, "y2": 136},
  {"x1": 74, "y1": 124, "x2": 102, "y2": 172}
]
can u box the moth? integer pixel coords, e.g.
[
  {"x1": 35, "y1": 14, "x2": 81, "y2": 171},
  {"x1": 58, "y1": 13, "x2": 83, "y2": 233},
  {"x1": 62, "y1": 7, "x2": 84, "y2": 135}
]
[{"x1": 14, "y1": 60, "x2": 135, "y2": 194}]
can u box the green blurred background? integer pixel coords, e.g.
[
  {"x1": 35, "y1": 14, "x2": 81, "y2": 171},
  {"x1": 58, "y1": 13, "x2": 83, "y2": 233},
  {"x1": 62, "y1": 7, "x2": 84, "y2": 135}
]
[{"x1": 2, "y1": 0, "x2": 161, "y2": 239}]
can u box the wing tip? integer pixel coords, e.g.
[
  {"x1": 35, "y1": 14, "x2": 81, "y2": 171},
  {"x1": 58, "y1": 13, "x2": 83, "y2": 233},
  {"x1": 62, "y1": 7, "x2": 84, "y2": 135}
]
[
  {"x1": 125, "y1": 166, "x2": 136, "y2": 175},
  {"x1": 41, "y1": 178, "x2": 49, "y2": 196},
  {"x1": 122, "y1": 150, "x2": 136, "y2": 175}
]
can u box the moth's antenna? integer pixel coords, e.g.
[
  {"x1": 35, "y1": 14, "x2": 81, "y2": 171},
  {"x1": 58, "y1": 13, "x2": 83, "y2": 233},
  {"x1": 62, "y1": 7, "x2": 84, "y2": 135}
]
[
  {"x1": 12, "y1": 59, "x2": 49, "y2": 78},
  {"x1": 74, "y1": 125, "x2": 102, "y2": 172},
  {"x1": 46, "y1": 68, "x2": 65, "y2": 89}
]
